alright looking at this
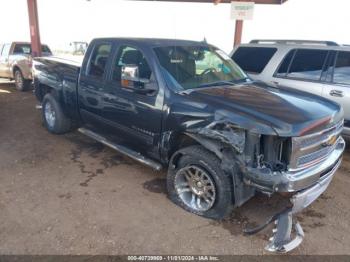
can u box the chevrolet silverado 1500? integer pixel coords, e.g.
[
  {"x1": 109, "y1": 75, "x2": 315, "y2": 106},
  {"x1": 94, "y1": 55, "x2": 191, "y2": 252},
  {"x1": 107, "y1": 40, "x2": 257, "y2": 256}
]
[{"x1": 33, "y1": 38, "x2": 345, "y2": 252}]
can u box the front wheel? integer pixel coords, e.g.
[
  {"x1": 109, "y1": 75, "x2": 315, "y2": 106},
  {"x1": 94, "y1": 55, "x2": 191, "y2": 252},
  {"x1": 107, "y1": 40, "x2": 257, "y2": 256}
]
[
  {"x1": 42, "y1": 93, "x2": 72, "y2": 134},
  {"x1": 167, "y1": 145, "x2": 233, "y2": 219}
]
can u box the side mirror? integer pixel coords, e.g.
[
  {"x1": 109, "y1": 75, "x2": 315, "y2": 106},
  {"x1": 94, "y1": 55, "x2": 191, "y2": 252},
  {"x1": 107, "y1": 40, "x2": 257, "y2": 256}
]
[
  {"x1": 121, "y1": 65, "x2": 141, "y2": 82},
  {"x1": 121, "y1": 65, "x2": 150, "y2": 84},
  {"x1": 121, "y1": 65, "x2": 156, "y2": 94}
]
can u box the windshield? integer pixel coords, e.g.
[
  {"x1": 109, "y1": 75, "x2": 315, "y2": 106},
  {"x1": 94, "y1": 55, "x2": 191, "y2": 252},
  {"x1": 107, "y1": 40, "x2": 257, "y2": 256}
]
[{"x1": 154, "y1": 45, "x2": 248, "y2": 90}]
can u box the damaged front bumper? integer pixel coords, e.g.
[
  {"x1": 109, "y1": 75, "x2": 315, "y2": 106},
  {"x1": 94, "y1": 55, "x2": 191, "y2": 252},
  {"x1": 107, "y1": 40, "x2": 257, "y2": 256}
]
[
  {"x1": 290, "y1": 155, "x2": 341, "y2": 214},
  {"x1": 245, "y1": 136, "x2": 345, "y2": 194},
  {"x1": 244, "y1": 137, "x2": 345, "y2": 253},
  {"x1": 265, "y1": 156, "x2": 341, "y2": 253}
]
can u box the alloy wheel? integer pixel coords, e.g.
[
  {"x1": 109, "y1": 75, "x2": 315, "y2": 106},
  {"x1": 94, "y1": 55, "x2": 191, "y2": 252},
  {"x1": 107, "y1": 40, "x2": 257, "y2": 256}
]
[
  {"x1": 175, "y1": 165, "x2": 216, "y2": 212},
  {"x1": 15, "y1": 71, "x2": 23, "y2": 90}
]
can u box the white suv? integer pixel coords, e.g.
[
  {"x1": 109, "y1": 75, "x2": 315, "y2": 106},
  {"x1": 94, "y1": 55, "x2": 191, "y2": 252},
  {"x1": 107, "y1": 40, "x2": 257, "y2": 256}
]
[{"x1": 230, "y1": 40, "x2": 350, "y2": 138}]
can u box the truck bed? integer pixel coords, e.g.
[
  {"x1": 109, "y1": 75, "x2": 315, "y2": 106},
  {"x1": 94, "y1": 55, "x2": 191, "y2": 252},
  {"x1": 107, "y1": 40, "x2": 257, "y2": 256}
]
[
  {"x1": 36, "y1": 55, "x2": 84, "y2": 67},
  {"x1": 33, "y1": 56, "x2": 81, "y2": 122}
]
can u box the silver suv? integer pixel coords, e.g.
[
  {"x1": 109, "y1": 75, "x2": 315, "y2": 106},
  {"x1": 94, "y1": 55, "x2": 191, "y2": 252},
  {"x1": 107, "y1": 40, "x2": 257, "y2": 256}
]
[
  {"x1": 230, "y1": 40, "x2": 350, "y2": 139},
  {"x1": 0, "y1": 42, "x2": 52, "y2": 91}
]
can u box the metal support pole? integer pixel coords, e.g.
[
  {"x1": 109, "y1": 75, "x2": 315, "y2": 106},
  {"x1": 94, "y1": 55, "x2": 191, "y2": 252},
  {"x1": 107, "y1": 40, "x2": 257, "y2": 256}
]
[
  {"x1": 27, "y1": 0, "x2": 42, "y2": 57},
  {"x1": 234, "y1": 20, "x2": 243, "y2": 47}
]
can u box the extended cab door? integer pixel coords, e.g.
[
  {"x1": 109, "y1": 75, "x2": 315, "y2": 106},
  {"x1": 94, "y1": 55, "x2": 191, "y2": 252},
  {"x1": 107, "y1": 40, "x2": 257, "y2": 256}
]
[
  {"x1": 0, "y1": 44, "x2": 11, "y2": 78},
  {"x1": 78, "y1": 41, "x2": 114, "y2": 127},
  {"x1": 101, "y1": 44, "x2": 163, "y2": 157}
]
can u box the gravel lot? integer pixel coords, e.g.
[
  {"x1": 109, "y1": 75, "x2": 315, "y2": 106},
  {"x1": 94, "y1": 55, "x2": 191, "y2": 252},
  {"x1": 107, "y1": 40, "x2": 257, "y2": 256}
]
[{"x1": 0, "y1": 80, "x2": 349, "y2": 255}]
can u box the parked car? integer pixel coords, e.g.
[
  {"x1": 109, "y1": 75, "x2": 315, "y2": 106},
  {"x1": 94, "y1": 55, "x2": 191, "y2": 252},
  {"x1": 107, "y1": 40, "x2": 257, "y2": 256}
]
[
  {"x1": 0, "y1": 42, "x2": 52, "y2": 91},
  {"x1": 230, "y1": 40, "x2": 350, "y2": 139},
  {"x1": 70, "y1": 41, "x2": 88, "y2": 55},
  {"x1": 33, "y1": 38, "x2": 345, "y2": 252}
]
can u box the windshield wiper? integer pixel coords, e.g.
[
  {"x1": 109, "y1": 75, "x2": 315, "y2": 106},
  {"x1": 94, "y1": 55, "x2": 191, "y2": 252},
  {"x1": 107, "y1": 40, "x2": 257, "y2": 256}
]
[
  {"x1": 196, "y1": 80, "x2": 236, "y2": 89},
  {"x1": 179, "y1": 81, "x2": 235, "y2": 95}
]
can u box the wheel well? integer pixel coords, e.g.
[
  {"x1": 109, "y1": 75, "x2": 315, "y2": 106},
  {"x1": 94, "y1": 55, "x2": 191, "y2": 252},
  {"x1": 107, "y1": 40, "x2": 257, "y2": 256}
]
[
  {"x1": 168, "y1": 133, "x2": 200, "y2": 167},
  {"x1": 168, "y1": 134, "x2": 241, "y2": 206},
  {"x1": 36, "y1": 83, "x2": 53, "y2": 102},
  {"x1": 173, "y1": 134, "x2": 199, "y2": 153}
]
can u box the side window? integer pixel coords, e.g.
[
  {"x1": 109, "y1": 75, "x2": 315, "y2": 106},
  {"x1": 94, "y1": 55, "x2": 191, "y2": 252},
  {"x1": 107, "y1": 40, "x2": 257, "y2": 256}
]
[
  {"x1": 13, "y1": 44, "x2": 31, "y2": 54},
  {"x1": 286, "y1": 49, "x2": 328, "y2": 81},
  {"x1": 42, "y1": 45, "x2": 52, "y2": 54},
  {"x1": 87, "y1": 43, "x2": 112, "y2": 78},
  {"x1": 275, "y1": 50, "x2": 295, "y2": 77},
  {"x1": 232, "y1": 47, "x2": 277, "y2": 74},
  {"x1": 1, "y1": 44, "x2": 11, "y2": 57},
  {"x1": 333, "y1": 51, "x2": 350, "y2": 85},
  {"x1": 112, "y1": 46, "x2": 152, "y2": 81}
]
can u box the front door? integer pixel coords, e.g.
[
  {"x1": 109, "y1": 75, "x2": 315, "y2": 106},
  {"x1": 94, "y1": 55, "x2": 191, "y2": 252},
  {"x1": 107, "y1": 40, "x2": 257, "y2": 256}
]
[
  {"x1": 102, "y1": 45, "x2": 163, "y2": 158},
  {"x1": 272, "y1": 48, "x2": 329, "y2": 96}
]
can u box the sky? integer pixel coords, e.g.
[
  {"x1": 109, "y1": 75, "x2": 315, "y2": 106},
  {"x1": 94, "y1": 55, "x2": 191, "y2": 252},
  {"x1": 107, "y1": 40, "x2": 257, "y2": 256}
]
[{"x1": 1, "y1": 0, "x2": 350, "y2": 53}]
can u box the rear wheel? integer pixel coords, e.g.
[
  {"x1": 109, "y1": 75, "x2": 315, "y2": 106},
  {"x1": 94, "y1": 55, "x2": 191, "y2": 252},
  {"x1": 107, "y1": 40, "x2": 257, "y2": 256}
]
[
  {"x1": 42, "y1": 93, "x2": 71, "y2": 134},
  {"x1": 167, "y1": 145, "x2": 233, "y2": 219},
  {"x1": 14, "y1": 69, "x2": 31, "y2": 91}
]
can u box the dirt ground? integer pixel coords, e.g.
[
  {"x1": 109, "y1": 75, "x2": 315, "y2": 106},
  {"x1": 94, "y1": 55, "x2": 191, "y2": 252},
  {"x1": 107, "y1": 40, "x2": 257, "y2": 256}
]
[{"x1": 0, "y1": 80, "x2": 350, "y2": 255}]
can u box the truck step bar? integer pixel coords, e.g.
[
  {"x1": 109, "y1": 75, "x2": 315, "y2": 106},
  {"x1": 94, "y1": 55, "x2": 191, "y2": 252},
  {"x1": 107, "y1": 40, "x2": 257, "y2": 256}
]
[{"x1": 78, "y1": 128, "x2": 163, "y2": 171}]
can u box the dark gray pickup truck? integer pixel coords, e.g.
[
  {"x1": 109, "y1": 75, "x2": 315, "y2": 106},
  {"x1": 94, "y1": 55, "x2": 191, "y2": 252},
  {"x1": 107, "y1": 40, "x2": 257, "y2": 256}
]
[{"x1": 33, "y1": 38, "x2": 345, "y2": 252}]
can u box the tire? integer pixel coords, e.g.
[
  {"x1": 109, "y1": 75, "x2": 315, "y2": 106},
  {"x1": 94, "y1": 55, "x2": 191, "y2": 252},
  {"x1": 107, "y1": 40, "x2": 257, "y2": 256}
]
[
  {"x1": 42, "y1": 93, "x2": 71, "y2": 134},
  {"x1": 14, "y1": 69, "x2": 31, "y2": 91},
  {"x1": 167, "y1": 145, "x2": 233, "y2": 220}
]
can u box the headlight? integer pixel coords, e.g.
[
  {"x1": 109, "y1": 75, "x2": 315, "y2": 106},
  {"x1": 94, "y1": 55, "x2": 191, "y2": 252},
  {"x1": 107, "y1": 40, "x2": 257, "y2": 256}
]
[{"x1": 245, "y1": 133, "x2": 291, "y2": 172}]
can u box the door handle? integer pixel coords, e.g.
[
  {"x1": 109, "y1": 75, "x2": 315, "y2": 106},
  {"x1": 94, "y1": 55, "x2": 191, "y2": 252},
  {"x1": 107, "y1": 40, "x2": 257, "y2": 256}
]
[{"x1": 329, "y1": 90, "x2": 344, "y2": 97}]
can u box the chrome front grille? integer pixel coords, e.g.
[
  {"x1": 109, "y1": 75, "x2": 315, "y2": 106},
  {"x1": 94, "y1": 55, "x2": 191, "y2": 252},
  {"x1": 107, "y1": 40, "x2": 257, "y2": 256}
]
[
  {"x1": 297, "y1": 145, "x2": 335, "y2": 166},
  {"x1": 289, "y1": 120, "x2": 343, "y2": 171}
]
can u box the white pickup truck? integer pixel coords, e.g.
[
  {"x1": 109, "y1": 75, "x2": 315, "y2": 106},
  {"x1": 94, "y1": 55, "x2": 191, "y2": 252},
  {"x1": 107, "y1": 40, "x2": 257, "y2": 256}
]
[{"x1": 0, "y1": 42, "x2": 52, "y2": 91}]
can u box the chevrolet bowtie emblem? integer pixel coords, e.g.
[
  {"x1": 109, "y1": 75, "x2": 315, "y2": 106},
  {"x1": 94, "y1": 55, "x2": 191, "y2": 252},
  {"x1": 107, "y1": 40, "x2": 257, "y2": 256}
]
[{"x1": 322, "y1": 135, "x2": 337, "y2": 147}]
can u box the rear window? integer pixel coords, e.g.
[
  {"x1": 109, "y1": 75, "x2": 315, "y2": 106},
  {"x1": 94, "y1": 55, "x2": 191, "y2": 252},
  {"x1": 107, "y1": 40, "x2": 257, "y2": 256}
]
[
  {"x1": 86, "y1": 43, "x2": 112, "y2": 78},
  {"x1": 13, "y1": 44, "x2": 51, "y2": 54},
  {"x1": 285, "y1": 49, "x2": 328, "y2": 81},
  {"x1": 232, "y1": 47, "x2": 277, "y2": 74},
  {"x1": 333, "y1": 51, "x2": 350, "y2": 85}
]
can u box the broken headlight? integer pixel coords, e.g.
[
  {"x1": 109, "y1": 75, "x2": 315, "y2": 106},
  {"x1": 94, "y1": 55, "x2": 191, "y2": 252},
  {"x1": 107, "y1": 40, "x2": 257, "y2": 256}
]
[{"x1": 245, "y1": 133, "x2": 291, "y2": 172}]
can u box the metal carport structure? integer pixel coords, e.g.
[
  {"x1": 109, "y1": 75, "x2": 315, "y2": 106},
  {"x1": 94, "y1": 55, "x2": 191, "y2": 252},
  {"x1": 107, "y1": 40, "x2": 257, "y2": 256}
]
[{"x1": 26, "y1": 0, "x2": 288, "y2": 57}]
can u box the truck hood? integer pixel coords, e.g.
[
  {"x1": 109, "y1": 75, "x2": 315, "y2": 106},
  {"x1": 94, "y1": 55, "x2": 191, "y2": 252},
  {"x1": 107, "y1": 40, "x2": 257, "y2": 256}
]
[{"x1": 185, "y1": 82, "x2": 343, "y2": 136}]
